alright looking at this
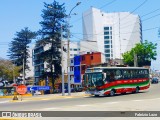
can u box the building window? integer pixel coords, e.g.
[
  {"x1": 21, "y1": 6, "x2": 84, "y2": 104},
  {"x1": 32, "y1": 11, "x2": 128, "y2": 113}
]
[
  {"x1": 105, "y1": 49, "x2": 110, "y2": 53},
  {"x1": 104, "y1": 36, "x2": 109, "y2": 39},
  {"x1": 104, "y1": 27, "x2": 109, "y2": 30},
  {"x1": 104, "y1": 32, "x2": 109, "y2": 35},
  {"x1": 73, "y1": 49, "x2": 77, "y2": 51},
  {"x1": 105, "y1": 54, "x2": 110, "y2": 57},
  {"x1": 82, "y1": 56, "x2": 85, "y2": 61},
  {"x1": 82, "y1": 65, "x2": 85, "y2": 70},
  {"x1": 70, "y1": 48, "x2": 72, "y2": 51},
  {"x1": 91, "y1": 56, "x2": 93, "y2": 60},
  {"x1": 71, "y1": 60, "x2": 73, "y2": 63},
  {"x1": 104, "y1": 41, "x2": 110, "y2": 44},
  {"x1": 70, "y1": 66, "x2": 74, "y2": 71},
  {"x1": 105, "y1": 45, "x2": 110, "y2": 48}
]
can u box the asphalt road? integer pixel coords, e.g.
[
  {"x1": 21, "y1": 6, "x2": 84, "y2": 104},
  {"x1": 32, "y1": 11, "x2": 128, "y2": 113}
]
[{"x1": 0, "y1": 83, "x2": 160, "y2": 112}]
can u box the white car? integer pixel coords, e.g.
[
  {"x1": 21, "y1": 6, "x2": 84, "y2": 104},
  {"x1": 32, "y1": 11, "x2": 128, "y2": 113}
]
[{"x1": 34, "y1": 90, "x2": 41, "y2": 95}]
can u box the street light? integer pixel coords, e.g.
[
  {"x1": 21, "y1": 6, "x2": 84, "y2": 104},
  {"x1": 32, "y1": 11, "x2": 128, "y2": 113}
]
[{"x1": 67, "y1": 2, "x2": 81, "y2": 96}]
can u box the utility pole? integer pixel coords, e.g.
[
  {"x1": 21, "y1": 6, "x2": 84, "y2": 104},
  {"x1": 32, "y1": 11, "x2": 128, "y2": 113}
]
[
  {"x1": 23, "y1": 57, "x2": 25, "y2": 84},
  {"x1": 12, "y1": 62, "x2": 16, "y2": 84},
  {"x1": 118, "y1": 13, "x2": 122, "y2": 65},
  {"x1": 67, "y1": 2, "x2": 81, "y2": 96},
  {"x1": 67, "y1": 17, "x2": 71, "y2": 96},
  {"x1": 134, "y1": 52, "x2": 137, "y2": 67},
  {"x1": 61, "y1": 25, "x2": 65, "y2": 96}
]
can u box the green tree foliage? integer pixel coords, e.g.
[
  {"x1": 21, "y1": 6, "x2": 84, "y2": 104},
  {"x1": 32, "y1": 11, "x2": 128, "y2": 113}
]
[
  {"x1": 0, "y1": 58, "x2": 21, "y2": 81},
  {"x1": 122, "y1": 40, "x2": 157, "y2": 67},
  {"x1": 8, "y1": 27, "x2": 37, "y2": 72},
  {"x1": 37, "y1": 1, "x2": 67, "y2": 90}
]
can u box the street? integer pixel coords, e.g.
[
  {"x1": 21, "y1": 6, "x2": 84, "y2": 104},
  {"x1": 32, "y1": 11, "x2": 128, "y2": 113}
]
[
  {"x1": 0, "y1": 83, "x2": 160, "y2": 111},
  {"x1": 0, "y1": 83, "x2": 160, "y2": 120}
]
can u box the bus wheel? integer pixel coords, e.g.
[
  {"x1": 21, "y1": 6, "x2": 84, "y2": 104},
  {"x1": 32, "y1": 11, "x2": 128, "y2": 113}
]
[
  {"x1": 135, "y1": 87, "x2": 139, "y2": 93},
  {"x1": 110, "y1": 89, "x2": 115, "y2": 96},
  {"x1": 95, "y1": 95, "x2": 99, "y2": 97}
]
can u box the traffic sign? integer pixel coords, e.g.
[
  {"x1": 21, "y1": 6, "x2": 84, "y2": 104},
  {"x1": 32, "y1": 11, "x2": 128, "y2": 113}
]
[
  {"x1": 16, "y1": 85, "x2": 27, "y2": 95},
  {"x1": 37, "y1": 86, "x2": 50, "y2": 91},
  {"x1": 27, "y1": 86, "x2": 50, "y2": 92}
]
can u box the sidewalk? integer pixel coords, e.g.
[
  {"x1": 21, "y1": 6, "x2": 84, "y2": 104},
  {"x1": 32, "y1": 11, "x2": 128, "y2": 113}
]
[{"x1": 0, "y1": 92, "x2": 90, "y2": 103}]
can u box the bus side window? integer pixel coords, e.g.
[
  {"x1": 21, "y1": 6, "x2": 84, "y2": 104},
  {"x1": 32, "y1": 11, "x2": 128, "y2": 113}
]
[
  {"x1": 110, "y1": 71, "x2": 115, "y2": 82},
  {"x1": 115, "y1": 70, "x2": 122, "y2": 80},
  {"x1": 105, "y1": 71, "x2": 111, "y2": 82}
]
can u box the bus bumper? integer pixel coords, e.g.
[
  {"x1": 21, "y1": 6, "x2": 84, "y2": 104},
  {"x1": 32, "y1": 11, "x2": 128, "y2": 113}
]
[{"x1": 85, "y1": 90, "x2": 104, "y2": 96}]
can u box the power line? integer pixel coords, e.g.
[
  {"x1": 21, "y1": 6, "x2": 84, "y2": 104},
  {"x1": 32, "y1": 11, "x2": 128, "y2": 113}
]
[
  {"x1": 71, "y1": 25, "x2": 160, "y2": 38},
  {"x1": 141, "y1": 8, "x2": 160, "y2": 18},
  {"x1": 112, "y1": 0, "x2": 148, "y2": 26},
  {"x1": 113, "y1": 6, "x2": 160, "y2": 29},
  {"x1": 142, "y1": 13, "x2": 160, "y2": 21},
  {"x1": 99, "y1": 0, "x2": 117, "y2": 9}
]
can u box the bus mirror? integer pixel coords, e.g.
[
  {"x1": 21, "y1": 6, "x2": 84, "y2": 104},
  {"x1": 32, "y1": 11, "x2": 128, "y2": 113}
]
[{"x1": 103, "y1": 73, "x2": 106, "y2": 79}]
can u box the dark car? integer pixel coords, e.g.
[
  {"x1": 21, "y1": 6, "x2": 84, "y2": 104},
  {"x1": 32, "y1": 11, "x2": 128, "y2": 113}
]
[
  {"x1": 64, "y1": 88, "x2": 76, "y2": 93},
  {"x1": 151, "y1": 77, "x2": 159, "y2": 84},
  {"x1": 75, "y1": 87, "x2": 83, "y2": 92}
]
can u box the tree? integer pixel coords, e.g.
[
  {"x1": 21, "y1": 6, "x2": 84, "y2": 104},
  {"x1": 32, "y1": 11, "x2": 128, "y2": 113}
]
[
  {"x1": 8, "y1": 27, "x2": 37, "y2": 74},
  {"x1": 0, "y1": 58, "x2": 21, "y2": 82},
  {"x1": 122, "y1": 40, "x2": 157, "y2": 67},
  {"x1": 37, "y1": 1, "x2": 67, "y2": 91}
]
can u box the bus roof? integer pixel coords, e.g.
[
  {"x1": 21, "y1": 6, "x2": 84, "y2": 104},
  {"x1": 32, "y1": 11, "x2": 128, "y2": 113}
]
[{"x1": 86, "y1": 67, "x2": 149, "y2": 70}]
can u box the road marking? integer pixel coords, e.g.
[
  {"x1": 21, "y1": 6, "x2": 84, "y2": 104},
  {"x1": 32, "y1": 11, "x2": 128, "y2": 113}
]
[
  {"x1": 132, "y1": 99, "x2": 143, "y2": 102},
  {"x1": 76, "y1": 104, "x2": 92, "y2": 107},
  {"x1": 41, "y1": 98, "x2": 50, "y2": 100},
  {"x1": 43, "y1": 107, "x2": 60, "y2": 110},
  {"x1": 132, "y1": 98, "x2": 160, "y2": 102},
  {"x1": 0, "y1": 101, "x2": 8, "y2": 104},
  {"x1": 104, "y1": 102, "x2": 119, "y2": 104}
]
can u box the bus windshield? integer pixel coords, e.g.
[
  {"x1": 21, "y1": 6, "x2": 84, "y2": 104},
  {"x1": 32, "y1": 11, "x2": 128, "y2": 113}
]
[{"x1": 85, "y1": 72, "x2": 104, "y2": 87}]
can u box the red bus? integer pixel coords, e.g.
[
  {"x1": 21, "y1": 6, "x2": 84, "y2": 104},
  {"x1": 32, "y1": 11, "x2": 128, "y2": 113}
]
[{"x1": 84, "y1": 67, "x2": 150, "y2": 96}]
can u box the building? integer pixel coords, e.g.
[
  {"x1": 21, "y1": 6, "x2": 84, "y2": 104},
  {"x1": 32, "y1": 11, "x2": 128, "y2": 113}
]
[
  {"x1": 25, "y1": 47, "x2": 34, "y2": 85},
  {"x1": 69, "y1": 52, "x2": 104, "y2": 88},
  {"x1": 33, "y1": 46, "x2": 44, "y2": 85},
  {"x1": 69, "y1": 41, "x2": 80, "y2": 58},
  {"x1": 33, "y1": 40, "x2": 80, "y2": 85},
  {"x1": 82, "y1": 7, "x2": 142, "y2": 62},
  {"x1": 80, "y1": 52, "x2": 103, "y2": 75}
]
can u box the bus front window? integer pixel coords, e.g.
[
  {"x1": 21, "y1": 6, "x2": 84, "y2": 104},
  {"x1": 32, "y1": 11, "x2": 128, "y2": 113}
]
[
  {"x1": 84, "y1": 73, "x2": 104, "y2": 87},
  {"x1": 96, "y1": 73, "x2": 104, "y2": 86}
]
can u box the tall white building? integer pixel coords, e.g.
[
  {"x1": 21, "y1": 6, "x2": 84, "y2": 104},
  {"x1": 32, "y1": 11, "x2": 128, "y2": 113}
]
[{"x1": 83, "y1": 7, "x2": 142, "y2": 61}]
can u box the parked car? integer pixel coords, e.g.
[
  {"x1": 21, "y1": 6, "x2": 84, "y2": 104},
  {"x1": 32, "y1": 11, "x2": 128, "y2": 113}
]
[
  {"x1": 151, "y1": 77, "x2": 159, "y2": 84},
  {"x1": 75, "y1": 87, "x2": 83, "y2": 92},
  {"x1": 34, "y1": 90, "x2": 41, "y2": 95},
  {"x1": 63, "y1": 88, "x2": 76, "y2": 93}
]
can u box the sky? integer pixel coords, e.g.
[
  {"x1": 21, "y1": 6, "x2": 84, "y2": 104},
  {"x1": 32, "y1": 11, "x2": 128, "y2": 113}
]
[{"x1": 0, "y1": 0, "x2": 160, "y2": 70}]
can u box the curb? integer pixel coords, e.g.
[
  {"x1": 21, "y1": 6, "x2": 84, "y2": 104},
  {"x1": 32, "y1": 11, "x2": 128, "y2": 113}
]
[{"x1": 0, "y1": 94, "x2": 32, "y2": 98}]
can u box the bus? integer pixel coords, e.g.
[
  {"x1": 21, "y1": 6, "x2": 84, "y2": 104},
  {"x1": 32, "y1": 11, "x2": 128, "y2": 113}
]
[{"x1": 84, "y1": 67, "x2": 150, "y2": 96}]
